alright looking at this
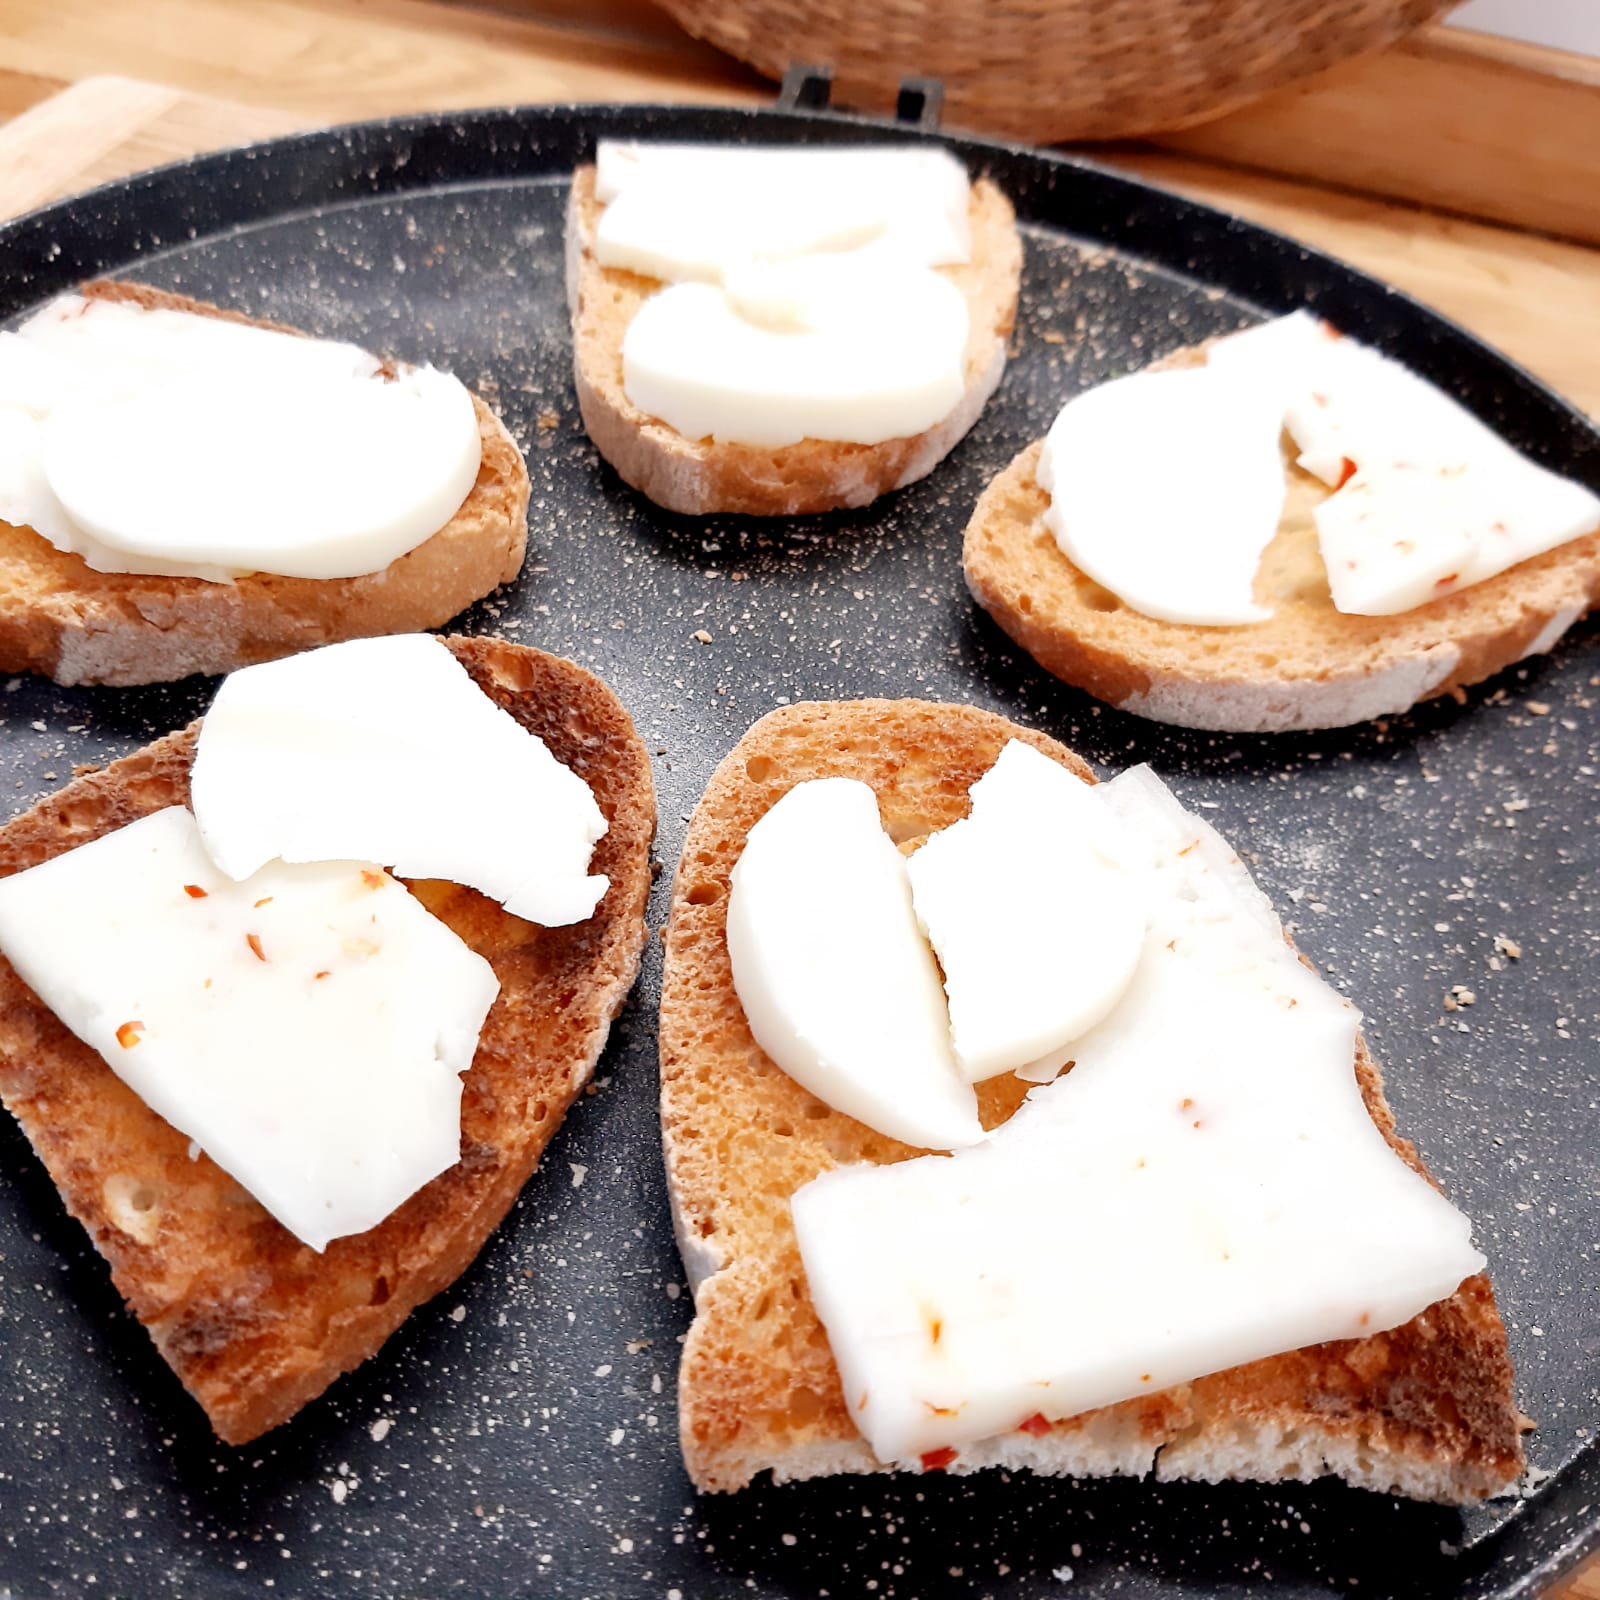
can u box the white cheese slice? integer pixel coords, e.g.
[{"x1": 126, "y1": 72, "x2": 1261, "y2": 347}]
[
  {"x1": 593, "y1": 142, "x2": 972, "y2": 283},
  {"x1": 721, "y1": 253, "x2": 885, "y2": 334},
  {"x1": 725, "y1": 777, "x2": 984, "y2": 1152},
  {"x1": 1315, "y1": 455, "x2": 1600, "y2": 615},
  {"x1": 1295, "y1": 342, "x2": 1600, "y2": 615},
  {"x1": 621, "y1": 263, "x2": 969, "y2": 450},
  {"x1": 0, "y1": 293, "x2": 482, "y2": 581},
  {"x1": 1210, "y1": 314, "x2": 1600, "y2": 615},
  {"x1": 1036, "y1": 366, "x2": 1287, "y2": 625},
  {"x1": 189, "y1": 635, "x2": 609, "y2": 927},
  {"x1": 1281, "y1": 333, "x2": 1496, "y2": 490},
  {"x1": 0, "y1": 408, "x2": 79, "y2": 553},
  {"x1": 906, "y1": 741, "x2": 1146, "y2": 1083},
  {"x1": 0, "y1": 806, "x2": 498, "y2": 1252},
  {"x1": 0, "y1": 406, "x2": 244, "y2": 584},
  {"x1": 0, "y1": 328, "x2": 59, "y2": 415},
  {"x1": 41, "y1": 365, "x2": 481, "y2": 580},
  {"x1": 793, "y1": 765, "x2": 1484, "y2": 1465},
  {"x1": 17, "y1": 294, "x2": 382, "y2": 391},
  {"x1": 1204, "y1": 308, "x2": 1333, "y2": 410}
]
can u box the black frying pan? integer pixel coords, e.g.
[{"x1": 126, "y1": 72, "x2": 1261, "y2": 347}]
[{"x1": 0, "y1": 99, "x2": 1595, "y2": 1600}]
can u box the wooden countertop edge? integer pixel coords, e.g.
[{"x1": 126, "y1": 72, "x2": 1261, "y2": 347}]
[{"x1": 1151, "y1": 23, "x2": 1600, "y2": 249}]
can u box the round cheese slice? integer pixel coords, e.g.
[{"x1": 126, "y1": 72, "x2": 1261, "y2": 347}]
[
  {"x1": 1036, "y1": 365, "x2": 1287, "y2": 627},
  {"x1": 0, "y1": 294, "x2": 484, "y2": 582},
  {"x1": 40, "y1": 363, "x2": 482, "y2": 580},
  {"x1": 725, "y1": 777, "x2": 984, "y2": 1152},
  {"x1": 622, "y1": 261, "x2": 969, "y2": 450}
]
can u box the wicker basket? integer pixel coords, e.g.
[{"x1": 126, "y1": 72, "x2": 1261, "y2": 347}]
[{"x1": 653, "y1": 0, "x2": 1453, "y2": 142}]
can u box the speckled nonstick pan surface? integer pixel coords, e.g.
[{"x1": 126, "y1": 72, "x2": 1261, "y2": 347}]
[{"x1": 0, "y1": 103, "x2": 1595, "y2": 1600}]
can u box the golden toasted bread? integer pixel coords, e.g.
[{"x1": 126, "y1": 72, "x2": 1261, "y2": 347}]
[
  {"x1": 0, "y1": 282, "x2": 531, "y2": 687},
  {"x1": 0, "y1": 636, "x2": 654, "y2": 1443},
  {"x1": 659, "y1": 698, "x2": 1524, "y2": 1500},
  {"x1": 564, "y1": 166, "x2": 1022, "y2": 516}
]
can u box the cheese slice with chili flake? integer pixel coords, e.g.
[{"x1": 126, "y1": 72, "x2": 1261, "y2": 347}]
[
  {"x1": 791, "y1": 766, "x2": 1483, "y2": 1467},
  {"x1": 0, "y1": 805, "x2": 498, "y2": 1251},
  {"x1": 1210, "y1": 314, "x2": 1600, "y2": 617}
]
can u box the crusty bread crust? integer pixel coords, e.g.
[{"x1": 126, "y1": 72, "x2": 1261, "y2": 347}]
[
  {"x1": 565, "y1": 166, "x2": 1021, "y2": 516},
  {"x1": 0, "y1": 636, "x2": 655, "y2": 1443},
  {"x1": 0, "y1": 282, "x2": 532, "y2": 687},
  {"x1": 962, "y1": 345, "x2": 1600, "y2": 732},
  {"x1": 659, "y1": 700, "x2": 1524, "y2": 1500}
]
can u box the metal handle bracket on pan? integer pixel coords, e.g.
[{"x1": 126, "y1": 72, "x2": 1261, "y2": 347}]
[{"x1": 775, "y1": 63, "x2": 946, "y2": 131}]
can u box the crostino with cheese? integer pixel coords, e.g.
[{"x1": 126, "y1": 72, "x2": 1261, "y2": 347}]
[
  {"x1": 0, "y1": 634, "x2": 611, "y2": 1254},
  {"x1": 963, "y1": 312, "x2": 1600, "y2": 731},
  {"x1": 660, "y1": 699, "x2": 1524, "y2": 1501},
  {"x1": 566, "y1": 142, "x2": 1023, "y2": 515},
  {"x1": 0, "y1": 632, "x2": 654, "y2": 1443},
  {"x1": 0, "y1": 282, "x2": 531, "y2": 687}
]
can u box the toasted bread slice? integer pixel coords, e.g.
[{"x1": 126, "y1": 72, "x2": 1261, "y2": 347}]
[
  {"x1": 565, "y1": 166, "x2": 1022, "y2": 516},
  {"x1": 0, "y1": 636, "x2": 654, "y2": 1443},
  {"x1": 963, "y1": 345, "x2": 1600, "y2": 732},
  {"x1": 0, "y1": 282, "x2": 532, "y2": 687},
  {"x1": 659, "y1": 699, "x2": 1524, "y2": 1500}
]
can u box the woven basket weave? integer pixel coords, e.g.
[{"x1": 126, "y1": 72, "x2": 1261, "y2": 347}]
[{"x1": 654, "y1": 0, "x2": 1453, "y2": 142}]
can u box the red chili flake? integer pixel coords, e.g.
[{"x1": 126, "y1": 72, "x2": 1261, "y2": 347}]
[
  {"x1": 246, "y1": 933, "x2": 267, "y2": 962},
  {"x1": 856, "y1": 1390, "x2": 869, "y2": 1412},
  {"x1": 115, "y1": 1020, "x2": 144, "y2": 1049},
  {"x1": 314, "y1": 970, "x2": 331, "y2": 981},
  {"x1": 1140, "y1": 1373, "x2": 1152, "y2": 1383},
  {"x1": 925, "y1": 1404, "x2": 959, "y2": 1418},
  {"x1": 1179, "y1": 1097, "x2": 1195, "y2": 1111},
  {"x1": 1017, "y1": 1412, "x2": 1052, "y2": 1438},
  {"x1": 1358, "y1": 1311, "x2": 1371, "y2": 1327},
  {"x1": 183, "y1": 884, "x2": 207, "y2": 899},
  {"x1": 1336, "y1": 456, "x2": 1358, "y2": 489},
  {"x1": 920, "y1": 1447, "x2": 958, "y2": 1473},
  {"x1": 928, "y1": 1316, "x2": 943, "y2": 1347},
  {"x1": 360, "y1": 869, "x2": 385, "y2": 890},
  {"x1": 1435, "y1": 573, "x2": 1459, "y2": 589},
  {"x1": 1311, "y1": 391, "x2": 1329, "y2": 408},
  {"x1": 253, "y1": 896, "x2": 273, "y2": 909}
]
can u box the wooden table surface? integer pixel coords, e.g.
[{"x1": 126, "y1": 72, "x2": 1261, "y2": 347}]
[{"x1": 0, "y1": 2, "x2": 1595, "y2": 1594}]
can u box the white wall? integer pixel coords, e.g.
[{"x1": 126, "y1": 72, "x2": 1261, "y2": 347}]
[{"x1": 1446, "y1": 0, "x2": 1600, "y2": 56}]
